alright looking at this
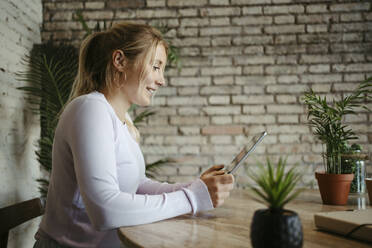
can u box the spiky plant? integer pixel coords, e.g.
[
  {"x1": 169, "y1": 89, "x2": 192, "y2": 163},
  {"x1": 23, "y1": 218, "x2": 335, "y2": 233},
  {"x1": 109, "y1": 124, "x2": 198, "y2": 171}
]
[
  {"x1": 303, "y1": 78, "x2": 371, "y2": 174},
  {"x1": 247, "y1": 158, "x2": 303, "y2": 211}
]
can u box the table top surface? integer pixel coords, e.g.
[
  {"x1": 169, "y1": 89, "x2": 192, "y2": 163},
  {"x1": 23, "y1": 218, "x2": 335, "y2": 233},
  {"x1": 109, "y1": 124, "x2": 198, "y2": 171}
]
[{"x1": 117, "y1": 189, "x2": 371, "y2": 248}]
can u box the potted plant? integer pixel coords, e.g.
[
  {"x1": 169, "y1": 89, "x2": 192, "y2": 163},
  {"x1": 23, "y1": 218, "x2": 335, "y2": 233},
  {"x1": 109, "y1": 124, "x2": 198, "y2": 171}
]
[
  {"x1": 303, "y1": 78, "x2": 371, "y2": 205},
  {"x1": 247, "y1": 157, "x2": 303, "y2": 248}
]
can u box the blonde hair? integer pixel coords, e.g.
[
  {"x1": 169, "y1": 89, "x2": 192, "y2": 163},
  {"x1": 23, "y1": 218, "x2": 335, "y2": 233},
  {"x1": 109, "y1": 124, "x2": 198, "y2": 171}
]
[{"x1": 67, "y1": 22, "x2": 168, "y2": 142}]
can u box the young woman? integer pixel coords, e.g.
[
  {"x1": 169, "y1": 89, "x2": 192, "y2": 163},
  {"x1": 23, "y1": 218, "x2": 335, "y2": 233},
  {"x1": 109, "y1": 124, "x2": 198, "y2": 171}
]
[{"x1": 34, "y1": 22, "x2": 234, "y2": 248}]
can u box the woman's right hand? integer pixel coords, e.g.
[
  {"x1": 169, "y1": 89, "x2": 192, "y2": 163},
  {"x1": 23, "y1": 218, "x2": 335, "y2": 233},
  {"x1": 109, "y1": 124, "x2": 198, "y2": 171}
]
[{"x1": 200, "y1": 165, "x2": 235, "y2": 208}]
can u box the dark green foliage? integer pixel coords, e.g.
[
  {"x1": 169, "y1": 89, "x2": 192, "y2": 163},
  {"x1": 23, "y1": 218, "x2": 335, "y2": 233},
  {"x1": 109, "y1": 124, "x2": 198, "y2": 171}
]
[
  {"x1": 17, "y1": 42, "x2": 78, "y2": 196},
  {"x1": 247, "y1": 158, "x2": 303, "y2": 210},
  {"x1": 303, "y1": 77, "x2": 371, "y2": 174}
]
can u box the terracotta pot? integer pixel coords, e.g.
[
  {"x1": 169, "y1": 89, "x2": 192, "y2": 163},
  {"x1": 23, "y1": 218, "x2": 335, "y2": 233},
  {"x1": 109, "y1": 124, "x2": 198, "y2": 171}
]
[{"x1": 315, "y1": 172, "x2": 354, "y2": 205}]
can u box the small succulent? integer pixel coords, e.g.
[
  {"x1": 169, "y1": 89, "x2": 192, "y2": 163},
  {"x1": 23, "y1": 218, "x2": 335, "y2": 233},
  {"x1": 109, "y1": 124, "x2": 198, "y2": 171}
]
[{"x1": 247, "y1": 157, "x2": 303, "y2": 210}]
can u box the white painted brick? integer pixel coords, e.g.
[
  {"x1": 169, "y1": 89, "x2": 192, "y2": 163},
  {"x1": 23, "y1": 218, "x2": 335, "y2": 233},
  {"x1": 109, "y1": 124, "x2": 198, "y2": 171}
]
[
  {"x1": 211, "y1": 116, "x2": 233, "y2": 125},
  {"x1": 265, "y1": 25, "x2": 305, "y2": 34},
  {"x1": 173, "y1": 37, "x2": 210, "y2": 47},
  {"x1": 267, "y1": 125, "x2": 309, "y2": 134},
  {"x1": 242, "y1": 6, "x2": 262, "y2": 15},
  {"x1": 169, "y1": 77, "x2": 211, "y2": 86},
  {"x1": 180, "y1": 18, "x2": 209, "y2": 27},
  {"x1": 146, "y1": 0, "x2": 166, "y2": 7},
  {"x1": 179, "y1": 147, "x2": 200, "y2": 155},
  {"x1": 274, "y1": 15, "x2": 295, "y2": 24},
  {"x1": 340, "y1": 13, "x2": 363, "y2": 22},
  {"x1": 278, "y1": 115, "x2": 299, "y2": 123},
  {"x1": 307, "y1": 24, "x2": 328, "y2": 33},
  {"x1": 232, "y1": 95, "x2": 274, "y2": 104},
  {"x1": 311, "y1": 84, "x2": 331, "y2": 93},
  {"x1": 267, "y1": 105, "x2": 304, "y2": 114},
  {"x1": 202, "y1": 106, "x2": 241, "y2": 115},
  {"x1": 277, "y1": 75, "x2": 299, "y2": 84},
  {"x1": 200, "y1": 27, "x2": 241, "y2": 36},
  {"x1": 210, "y1": 135, "x2": 232, "y2": 144},
  {"x1": 179, "y1": 127, "x2": 201, "y2": 135},
  {"x1": 170, "y1": 116, "x2": 210, "y2": 125},
  {"x1": 300, "y1": 55, "x2": 342, "y2": 63},
  {"x1": 264, "y1": 5, "x2": 304, "y2": 14},
  {"x1": 231, "y1": 0, "x2": 270, "y2": 4},
  {"x1": 179, "y1": 68, "x2": 200, "y2": 76},
  {"x1": 202, "y1": 47, "x2": 243, "y2": 56},
  {"x1": 267, "y1": 85, "x2": 308, "y2": 94},
  {"x1": 243, "y1": 46, "x2": 264, "y2": 54},
  {"x1": 144, "y1": 136, "x2": 164, "y2": 145},
  {"x1": 212, "y1": 57, "x2": 232, "y2": 66},
  {"x1": 243, "y1": 66, "x2": 264, "y2": 75},
  {"x1": 266, "y1": 45, "x2": 306, "y2": 55},
  {"x1": 200, "y1": 86, "x2": 241, "y2": 95},
  {"x1": 242, "y1": 105, "x2": 265, "y2": 114},
  {"x1": 330, "y1": 3, "x2": 370, "y2": 12},
  {"x1": 236, "y1": 76, "x2": 275, "y2": 85},
  {"x1": 243, "y1": 86, "x2": 265, "y2": 94},
  {"x1": 178, "y1": 87, "x2": 199, "y2": 95},
  {"x1": 266, "y1": 65, "x2": 307, "y2": 75},
  {"x1": 300, "y1": 74, "x2": 342, "y2": 83},
  {"x1": 309, "y1": 64, "x2": 330, "y2": 73},
  {"x1": 276, "y1": 95, "x2": 297, "y2": 103},
  {"x1": 234, "y1": 115, "x2": 276, "y2": 124},
  {"x1": 345, "y1": 73, "x2": 366, "y2": 82},
  {"x1": 211, "y1": 37, "x2": 232, "y2": 46},
  {"x1": 178, "y1": 107, "x2": 200, "y2": 115},
  {"x1": 178, "y1": 9, "x2": 198, "y2": 17},
  {"x1": 275, "y1": 35, "x2": 296, "y2": 44},
  {"x1": 233, "y1": 35, "x2": 273, "y2": 45},
  {"x1": 164, "y1": 136, "x2": 207, "y2": 145},
  {"x1": 242, "y1": 27, "x2": 263, "y2": 34},
  {"x1": 234, "y1": 55, "x2": 275, "y2": 65},
  {"x1": 167, "y1": 96, "x2": 207, "y2": 106},
  {"x1": 142, "y1": 145, "x2": 178, "y2": 154},
  {"x1": 139, "y1": 126, "x2": 177, "y2": 135},
  {"x1": 201, "y1": 66, "x2": 242, "y2": 76},
  {"x1": 168, "y1": 0, "x2": 207, "y2": 6},
  {"x1": 232, "y1": 16, "x2": 272, "y2": 25},
  {"x1": 306, "y1": 5, "x2": 328, "y2": 13},
  {"x1": 213, "y1": 76, "x2": 234, "y2": 85},
  {"x1": 210, "y1": 17, "x2": 230, "y2": 26},
  {"x1": 209, "y1": 95, "x2": 230, "y2": 105},
  {"x1": 178, "y1": 28, "x2": 198, "y2": 36},
  {"x1": 200, "y1": 7, "x2": 241, "y2": 16}
]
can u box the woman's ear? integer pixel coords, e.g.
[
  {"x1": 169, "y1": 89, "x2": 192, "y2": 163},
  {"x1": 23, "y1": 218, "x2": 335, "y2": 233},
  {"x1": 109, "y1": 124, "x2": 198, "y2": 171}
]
[{"x1": 112, "y1": 50, "x2": 126, "y2": 72}]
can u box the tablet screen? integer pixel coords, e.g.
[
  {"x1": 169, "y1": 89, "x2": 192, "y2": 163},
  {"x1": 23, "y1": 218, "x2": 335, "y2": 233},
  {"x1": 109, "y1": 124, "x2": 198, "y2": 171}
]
[{"x1": 226, "y1": 131, "x2": 267, "y2": 174}]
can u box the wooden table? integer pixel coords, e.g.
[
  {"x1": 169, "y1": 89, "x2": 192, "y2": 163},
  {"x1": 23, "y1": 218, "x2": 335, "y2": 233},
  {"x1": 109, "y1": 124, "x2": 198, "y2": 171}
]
[{"x1": 118, "y1": 190, "x2": 371, "y2": 248}]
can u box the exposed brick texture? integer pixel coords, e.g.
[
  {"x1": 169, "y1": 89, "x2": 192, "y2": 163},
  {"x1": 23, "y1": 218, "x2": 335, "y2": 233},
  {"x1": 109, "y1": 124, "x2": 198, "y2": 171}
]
[
  {"x1": 41, "y1": 0, "x2": 372, "y2": 186},
  {"x1": 0, "y1": 0, "x2": 43, "y2": 247}
]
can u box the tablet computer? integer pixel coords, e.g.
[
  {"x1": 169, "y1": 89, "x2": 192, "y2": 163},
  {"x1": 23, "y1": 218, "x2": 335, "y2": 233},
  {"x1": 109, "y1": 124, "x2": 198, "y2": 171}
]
[{"x1": 225, "y1": 131, "x2": 267, "y2": 174}]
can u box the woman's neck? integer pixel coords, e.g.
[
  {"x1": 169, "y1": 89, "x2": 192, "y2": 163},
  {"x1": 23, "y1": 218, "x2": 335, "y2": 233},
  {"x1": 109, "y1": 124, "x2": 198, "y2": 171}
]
[{"x1": 101, "y1": 89, "x2": 131, "y2": 123}]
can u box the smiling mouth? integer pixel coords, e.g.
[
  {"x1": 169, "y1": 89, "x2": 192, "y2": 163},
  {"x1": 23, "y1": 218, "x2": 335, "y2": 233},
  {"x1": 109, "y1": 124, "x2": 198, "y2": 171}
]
[{"x1": 146, "y1": 87, "x2": 156, "y2": 94}]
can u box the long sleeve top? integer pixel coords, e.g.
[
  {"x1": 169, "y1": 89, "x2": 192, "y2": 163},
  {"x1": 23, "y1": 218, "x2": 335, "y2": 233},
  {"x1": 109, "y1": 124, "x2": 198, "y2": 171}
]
[{"x1": 38, "y1": 91, "x2": 213, "y2": 248}]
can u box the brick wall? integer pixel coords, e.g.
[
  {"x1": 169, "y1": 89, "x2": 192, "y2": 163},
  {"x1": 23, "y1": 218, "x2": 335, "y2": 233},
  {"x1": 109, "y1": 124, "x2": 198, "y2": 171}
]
[
  {"x1": 0, "y1": 0, "x2": 43, "y2": 247},
  {"x1": 42, "y1": 0, "x2": 372, "y2": 188}
]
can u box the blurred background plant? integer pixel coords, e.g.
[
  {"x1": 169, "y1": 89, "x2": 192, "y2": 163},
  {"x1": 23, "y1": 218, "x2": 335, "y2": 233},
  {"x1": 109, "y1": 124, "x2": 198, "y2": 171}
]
[
  {"x1": 303, "y1": 78, "x2": 372, "y2": 174},
  {"x1": 17, "y1": 15, "x2": 181, "y2": 197}
]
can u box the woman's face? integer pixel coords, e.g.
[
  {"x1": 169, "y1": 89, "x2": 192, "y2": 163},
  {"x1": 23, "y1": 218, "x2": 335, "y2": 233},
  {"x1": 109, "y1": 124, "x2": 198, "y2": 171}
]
[{"x1": 122, "y1": 44, "x2": 167, "y2": 107}]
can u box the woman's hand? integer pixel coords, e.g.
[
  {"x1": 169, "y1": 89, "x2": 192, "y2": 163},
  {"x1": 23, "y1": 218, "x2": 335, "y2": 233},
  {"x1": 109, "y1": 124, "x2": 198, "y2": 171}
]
[{"x1": 200, "y1": 165, "x2": 234, "y2": 208}]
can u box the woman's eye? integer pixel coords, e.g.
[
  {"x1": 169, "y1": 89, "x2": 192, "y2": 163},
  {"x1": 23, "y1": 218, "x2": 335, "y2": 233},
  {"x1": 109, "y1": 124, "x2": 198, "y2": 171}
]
[{"x1": 153, "y1": 66, "x2": 160, "y2": 71}]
